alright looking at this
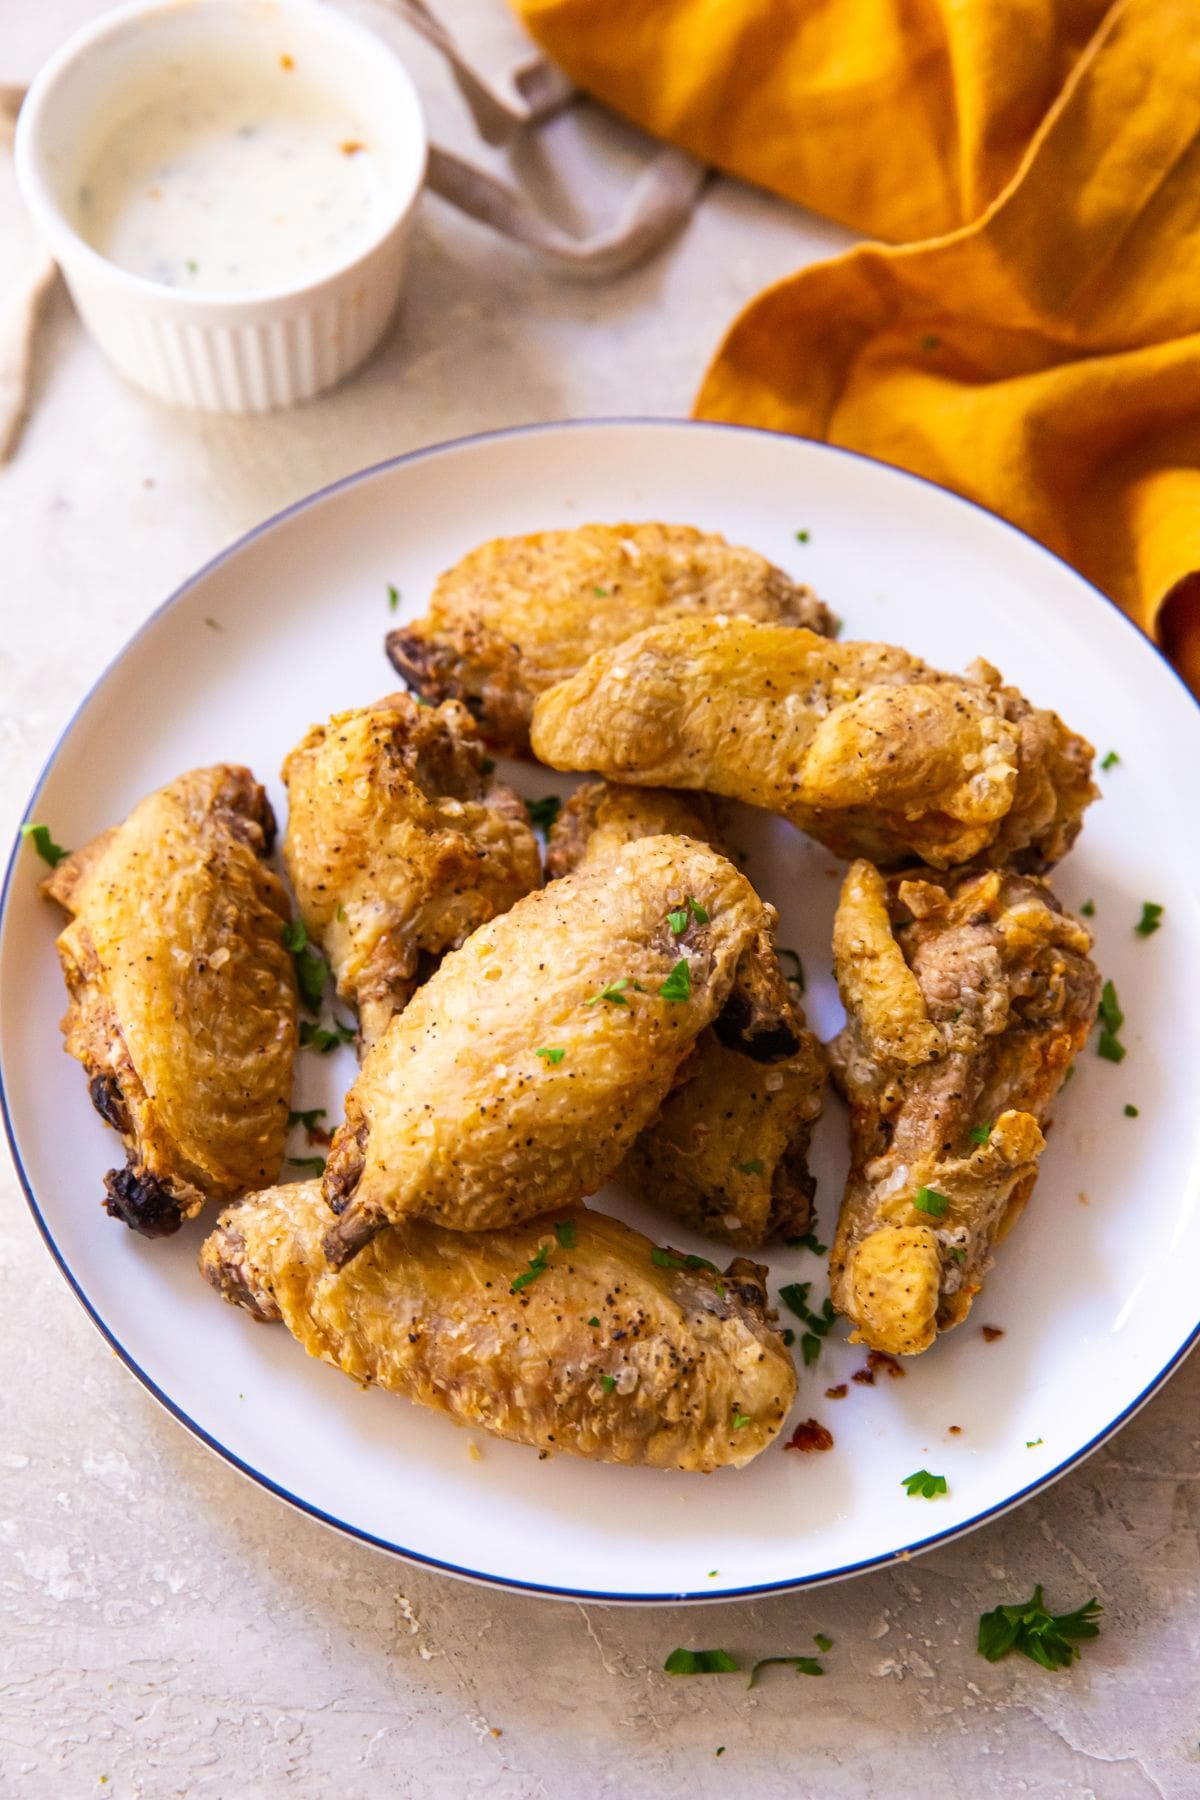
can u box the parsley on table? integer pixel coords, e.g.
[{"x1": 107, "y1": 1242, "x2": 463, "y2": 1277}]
[
  {"x1": 659, "y1": 959, "x2": 692, "y2": 1002},
  {"x1": 664, "y1": 1648, "x2": 739, "y2": 1676},
  {"x1": 1100, "y1": 750, "x2": 1120, "y2": 771},
  {"x1": 667, "y1": 896, "x2": 709, "y2": 935},
  {"x1": 1080, "y1": 899, "x2": 1095, "y2": 917},
  {"x1": 584, "y1": 978, "x2": 631, "y2": 1007},
  {"x1": 511, "y1": 1241, "x2": 552, "y2": 1293},
  {"x1": 914, "y1": 1187, "x2": 950, "y2": 1218},
  {"x1": 281, "y1": 917, "x2": 328, "y2": 1011},
  {"x1": 387, "y1": 583, "x2": 400, "y2": 612},
  {"x1": 794, "y1": 529, "x2": 810, "y2": 543},
  {"x1": 299, "y1": 1017, "x2": 355, "y2": 1053},
  {"x1": 778, "y1": 947, "x2": 805, "y2": 991},
  {"x1": 287, "y1": 1155, "x2": 327, "y2": 1177},
  {"x1": 748, "y1": 1655, "x2": 823, "y2": 1686},
  {"x1": 288, "y1": 1106, "x2": 327, "y2": 1134},
  {"x1": 600, "y1": 1374, "x2": 616, "y2": 1394},
  {"x1": 20, "y1": 822, "x2": 69, "y2": 868},
  {"x1": 735, "y1": 1158, "x2": 764, "y2": 1175},
  {"x1": 1134, "y1": 902, "x2": 1163, "y2": 937},
  {"x1": 526, "y1": 794, "x2": 562, "y2": 832},
  {"x1": 902, "y1": 1469, "x2": 948, "y2": 1498},
  {"x1": 977, "y1": 1586, "x2": 1102, "y2": 1670},
  {"x1": 554, "y1": 1220, "x2": 577, "y2": 1249},
  {"x1": 786, "y1": 1231, "x2": 828, "y2": 1255},
  {"x1": 1124, "y1": 1103, "x2": 1139, "y2": 1117},
  {"x1": 969, "y1": 1123, "x2": 993, "y2": 1146},
  {"x1": 535, "y1": 1046, "x2": 565, "y2": 1065}
]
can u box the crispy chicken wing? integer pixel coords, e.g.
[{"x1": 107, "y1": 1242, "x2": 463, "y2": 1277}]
[
  {"x1": 282, "y1": 695, "x2": 540, "y2": 1046},
  {"x1": 387, "y1": 523, "x2": 834, "y2": 755},
  {"x1": 530, "y1": 617, "x2": 1096, "y2": 870},
  {"x1": 548, "y1": 782, "x2": 826, "y2": 1247},
  {"x1": 827, "y1": 860, "x2": 1099, "y2": 1354},
  {"x1": 200, "y1": 1183, "x2": 797, "y2": 1470},
  {"x1": 43, "y1": 766, "x2": 297, "y2": 1236},
  {"x1": 321, "y1": 835, "x2": 801, "y2": 1265}
]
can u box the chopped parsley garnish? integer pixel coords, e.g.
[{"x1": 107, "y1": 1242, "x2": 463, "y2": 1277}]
[
  {"x1": 584, "y1": 978, "x2": 631, "y2": 1007},
  {"x1": 480, "y1": 756, "x2": 496, "y2": 776},
  {"x1": 1124, "y1": 1103, "x2": 1139, "y2": 1117},
  {"x1": 387, "y1": 583, "x2": 400, "y2": 611},
  {"x1": 205, "y1": 616, "x2": 223, "y2": 631},
  {"x1": 813, "y1": 1633, "x2": 833, "y2": 1652},
  {"x1": 914, "y1": 1186, "x2": 950, "y2": 1218},
  {"x1": 919, "y1": 332, "x2": 941, "y2": 351},
  {"x1": 554, "y1": 1220, "x2": 577, "y2": 1249},
  {"x1": 732, "y1": 1412, "x2": 751, "y2": 1430},
  {"x1": 781, "y1": 1328, "x2": 795, "y2": 1347},
  {"x1": 778, "y1": 947, "x2": 805, "y2": 991},
  {"x1": 667, "y1": 896, "x2": 710, "y2": 935},
  {"x1": 969, "y1": 1123, "x2": 992, "y2": 1146},
  {"x1": 1080, "y1": 899, "x2": 1095, "y2": 917},
  {"x1": 652, "y1": 1247, "x2": 719, "y2": 1274},
  {"x1": 588, "y1": 1316, "x2": 600, "y2": 1328},
  {"x1": 794, "y1": 529, "x2": 810, "y2": 543},
  {"x1": 1096, "y1": 978, "x2": 1126, "y2": 1060},
  {"x1": 288, "y1": 1106, "x2": 327, "y2": 1134},
  {"x1": 511, "y1": 1241, "x2": 552, "y2": 1293},
  {"x1": 526, "y1": 794, "x2": 562, "y2": 831},
  {"x1": 287, "y1": 1155, "x2": 327, "y2": 1177},
  {"x1": 600, "y1": 1374, "x2": 616, "y2": 1394},
  {"x1": 801, "y1": 1333, "x2": 821, "y2": 1366},
  {"x1": 20, "y1": 822, "x2": 69, "y2": 868},
  {"x1": 185, "y1": 258, "x2": 198, "y2": 273},
  {"x1": 664, "y1": 1648, "x2": 739, "y2": 1676},
  {"x1": 1026, "y1": 1437, "x2": 1044, "y2": 1447},
  {"x1": 977, "y1": 1586, "x2": 1102, "y2": 1670},
  {"x1": 1134, "y1": 902, "x2": 1163, "y2": 937},
  {"x1": 901, "y1": 1469, "x2": 948, "y2": 1499},
  {"x1": 535, "y1": 1046, "x2": 565, "y2": 1065},
  {"x1": 735, "y1": 1158, "x2": 764, "y2": 1175},
  {"x1": 299, "y1": 1017, "x2": 355, "y2": 1053},
  {"x1": 281, "y1": 917, "x2": 328, "y2": 1010},
  {"x1": 659, "y1": 959, "x2": 692, "y2": 1002},
  {"x1": 593, "y1": 585, "x2": 609, "y2": 597},
  {"x1": 748, "y1": 1655, "x2": 823, "y2": 1686},
  {"x1": 786, "y1": 1231, "x2": 828, "y2": 1255},
  {"x1": 1100, "y1": 750, "x2": 1120, "y2": 771},
  {"x1": 779, "y1": 1281, "x2": 811, "y2": 1319},
  {"x1": 780, "y1": 1283, "x2": 835, "y2": 1364}
]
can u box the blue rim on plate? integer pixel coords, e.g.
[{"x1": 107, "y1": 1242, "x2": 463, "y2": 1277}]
[{"x1": 3, "y1": 417, "x2": 1198, "y2": 1604}]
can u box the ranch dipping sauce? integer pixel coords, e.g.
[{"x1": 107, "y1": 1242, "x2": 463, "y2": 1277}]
[{"x1": 74, "y1": 50, "x2": 388, "y2": 294}]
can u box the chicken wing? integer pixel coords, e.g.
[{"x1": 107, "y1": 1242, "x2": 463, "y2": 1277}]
[
  {"x1": 530, "y1": 617, "x2": 1096, "y2": 871},
  {"x1": 827, "y1": 860, "x2": 1099, "y2": 1354},
  {"x1": 282, "y1": 694, "x2": 540, "y2": 1046},
  {"x1": 548, "y1": 782, "x2": 826, "y2": 1247},
  {"x1": 387, "y1": 522, "x2": 834, "y2": 756},
  {"x1": 200, "y1": 1183, "x2": 797, "y2": 1470},
  {"x1": 321, "y1": 834, "x2": 801, "y2": 1265},
  {"x1": 43, "y1": 766, "x2": 297, "y2": 1236}
]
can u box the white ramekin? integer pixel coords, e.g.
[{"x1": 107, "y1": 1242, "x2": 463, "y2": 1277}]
[{"x1": 15, "y1": 0, "x2": 428, "y2": 413}]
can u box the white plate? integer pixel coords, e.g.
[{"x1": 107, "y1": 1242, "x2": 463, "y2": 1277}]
[{"x1": 3, "y1": 420, "x2": 1198, "y2": 1604}]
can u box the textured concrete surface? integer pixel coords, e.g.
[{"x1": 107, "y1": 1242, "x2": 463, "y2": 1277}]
[{"x1": 2, "y1": 6, "x2": 1199, "y2": 1796}]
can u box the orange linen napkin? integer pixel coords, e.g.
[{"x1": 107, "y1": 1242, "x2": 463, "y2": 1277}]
[{"x1": 513, "y1": 0, "x2": 1200, "y2": 688}]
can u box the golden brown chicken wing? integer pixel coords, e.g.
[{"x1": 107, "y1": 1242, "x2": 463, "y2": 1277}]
[
  {"x1": 43, "y1": 766, "x2": 297, "y2": 1236},
  {"x1": 282, "y1": 694, "x2": 540, "y2": 1046},
  {"x1": 321, "y1": 835, "x2": 802, "y2": 1265},
  {"x1": 827, "y1": 860, "x2": 1099, "y2": 1354},
  {"x1": 200, "y1": 1183, "x2": 797, "y2": 1471},
  {"x1": 547, "y1": 782, "x2": 826, "y2": 1247},
  {"x1": 387, "y1": 522, "x2": 834, "y2": 755},
  {"x1": 530, "y1": 617, "x2": 1095, "y2": 871}
]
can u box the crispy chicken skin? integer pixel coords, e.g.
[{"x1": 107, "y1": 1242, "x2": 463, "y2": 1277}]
[
  {"x1": 282, "y1": 694, "x2": 540, "y2": 1046},
  {"x1": 530, "y1": 617, "x2": 1096, "y2": 871},
  {"x1": 548, "y1": 782, "x2": 826, "y2": 1247},
  {"x1": 321, "y1": 835, "x2": 801, "y2": 1266},
  {"x1": 827, "y1": 861, "x2": 1100, "y2": 1354},
  {"x1": 43, "y1": 766, "x2": 297, "y2": 1236},
  {"x1": 387, "y1": 523, "x2": 834, "y2": 756},
  {"x1": 200, "y1": 1184, "x2": 797, "y2": 1470}
]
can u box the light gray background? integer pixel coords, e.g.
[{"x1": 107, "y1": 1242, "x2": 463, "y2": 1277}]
[{"x1": 2, "y1": 5, "x2": 1197, "y2": 1795}]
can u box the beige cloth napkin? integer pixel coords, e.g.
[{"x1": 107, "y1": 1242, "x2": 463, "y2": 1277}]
[{"x1": 0, "y1": 4, "x2": 706, "y2": 458}]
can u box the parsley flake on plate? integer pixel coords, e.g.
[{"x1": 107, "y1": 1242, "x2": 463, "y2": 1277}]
[
  {"x1": 748, "y1": 1655, "x2": 824, "y2": 1686},
  {"x1": 969, "y1": 1123, "x2": 993, "y2": 1146},
  {"x1": 1100, "y1": 750, "x2": 1120, "y2": 771},
  {"x1": 1096, "y1": 978, "x2": 1126, "y2": 1061},
  {"x1": 735, "y1": 1158, "x2": 764, "y2": 1175},
  {"x1": 914, "y1": 1186, "x2": 950, "y2": 1218},
  {"x1": 785, "y1": 1231, "x2": 828, "y2": 1255},
  {"x1": 587, "y1": 1316, "x2": 600, "y2": 1328},
  {"x1": 526, "y1": 794, "x2": 562, "y2": 832},
  {"x1": 1124, "y1": 1103, "x2": 1139, "y2": 1117},
  {"x1": 387, "y1": 583, "x2": 400, "y2": 612},
  {"x1": 794, "y1": 529, "x2": 810, "y2": 543},
  {"x1": 287, "y1": 1155, "x2": 327, "y2": 1177},
  {"x1": 535, "y1": 1046, "x2": 565, "y2": 1065},
  {"x1": 584, "y1": 978, "x2": 631, "y2": 1007},
  {"x1": 288, "y1": 1106, "x2": 327, "y2": 1135},
  {"x1": 554, "y1": 1220, "x2": 577, "y2": 1249},
  {"x1": 659, "y1": 959, "x2": 692, "y2": 1002},
  {"x1": 732, "y1": 1412, "x2": 751, "y2": 1430},
  {"x1": 299, "y1": 1017, "x2": 355, "y2": 1053},
  {"x1": 282, "y1": 917, "x2": 328, "y2": 1010},
  {"x1": 779, "y1": 1281, "x2": 811, "y2": 1319},
  {"x1": 813, "y1": 1633, "x2": 833, "y2": 1652},
  {"x1": 652, "y1": 1247, "x2": 719, "y2": 1274},
  {"x1": 1134, "y1": 901, "x2": 1163, "y2": 937},
  {"x1": 977, "y1": 1586, "x2": 1102, "y2": 1670},
  {"x1": 20, "y1": 822, "x2": 69, "y2": 868},
  {"x1": 1080, "y1": 899, "x2": 1095, "y2": 917},
  {"x1": 600, "y1": 1374, "x2": 616, "y2": 1394},
  {"x1": 664, "y1": 1648, "x2": 740, "y2": 1676},
  {"x1": 511, "y1": 1241, "x2": 552, "y2": 1293},
  {"x1": 667, "y1": 895, "x2": 709, "y2": 935},
  {"x1": 902, "y1": 1469, "x2": 948, "y2": 1498}
]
